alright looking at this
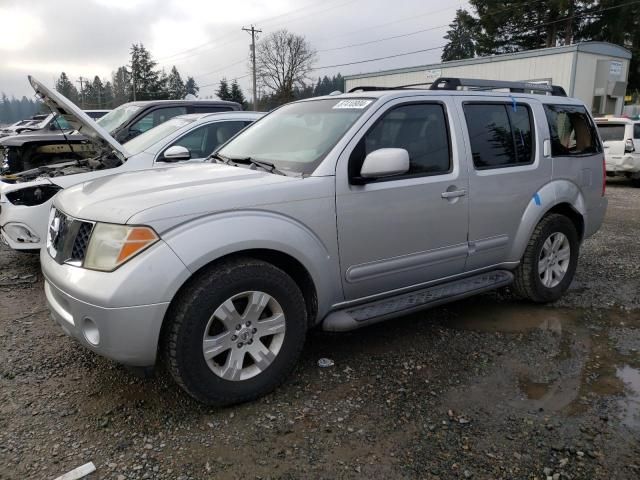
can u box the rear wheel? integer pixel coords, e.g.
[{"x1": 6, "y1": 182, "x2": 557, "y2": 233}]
[
  {"x1": 163, "y1": 258, "x2": 307, "y2": 406},
  {"x1": 513, "y1": 214, "x2": 579, "y2": 303}
]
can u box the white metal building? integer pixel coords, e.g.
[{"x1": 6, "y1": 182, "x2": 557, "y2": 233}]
[{"x1": 344, "y1": 42, "x2": 631, "y2": 115}]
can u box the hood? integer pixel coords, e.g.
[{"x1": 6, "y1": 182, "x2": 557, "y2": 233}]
[
  {"x1": 0, "y1": 131, "x2": 86, "y2": 147},
  {"x1": 55, "y1": 163, "x2": 298, "y2": 224},
  {"x1": 28, "y1": 76, "x2": 129, "y2": 162}
]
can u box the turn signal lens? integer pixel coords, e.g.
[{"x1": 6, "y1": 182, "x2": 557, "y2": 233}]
[{"x1": 84, "y1": 223, "x2": 158, "y2": 271}]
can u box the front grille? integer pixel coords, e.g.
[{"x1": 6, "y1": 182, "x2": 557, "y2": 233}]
[
  {"x1": 71, "y1": 222, "x2": 92, "y2": 261},
  {"x1": 47, "y1": 208, "x2": 94, "y2": 265}
]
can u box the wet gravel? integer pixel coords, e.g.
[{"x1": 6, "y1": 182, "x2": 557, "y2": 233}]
[{"x1": 0, "y1": 179, "x2": 639, "y2": 480}]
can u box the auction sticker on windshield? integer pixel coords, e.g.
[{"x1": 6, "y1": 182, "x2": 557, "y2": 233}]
[{"x1": 333, "y1": 99, "x2": 373, "y2": 109}]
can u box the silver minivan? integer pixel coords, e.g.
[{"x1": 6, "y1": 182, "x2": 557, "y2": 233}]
[{"x1": 40, "y1": 78, "x2": 608, "y2": 405}]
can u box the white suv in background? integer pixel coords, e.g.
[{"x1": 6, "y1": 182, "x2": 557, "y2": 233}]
[{"x1": 595, "y1": 116, "x2": 640, "y2": 186}]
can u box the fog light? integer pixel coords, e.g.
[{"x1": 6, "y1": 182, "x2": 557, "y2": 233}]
[
  {"x1": 82, "y1": 317, "x2": 100, "y2": 346},
  {"x1": 3, "y1": 223, "x2": 40, "y2": 243}
]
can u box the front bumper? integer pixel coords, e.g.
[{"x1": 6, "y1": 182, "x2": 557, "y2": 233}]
[
  {"x1": 0, "y1": 197, "x2": 51, "y2": 250},
  {"x1": 45, "y1": 279, "x2": 170, "y2": 366},
  {"x1": 40, "y1": 239, "x2": 191, "y2": 367}
]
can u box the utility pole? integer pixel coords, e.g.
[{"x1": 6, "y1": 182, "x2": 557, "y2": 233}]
[
  {"x1": 242, "y1": 25, "x2": 262, "y2": 110},
  {"x1": 76, "y1": 77, "x2": 85, "y2": 108}
]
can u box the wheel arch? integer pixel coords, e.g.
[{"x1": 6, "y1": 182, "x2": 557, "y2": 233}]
[
  {"x1": 158, "y1": 210, "x2": 342, "y2": 333},
  {"x1": 509, "y1": 180, "x2": 586, "y2": 261}
]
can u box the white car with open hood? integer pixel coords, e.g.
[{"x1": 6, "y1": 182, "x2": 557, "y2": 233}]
[{"x1": 0, "y1": 76, "x2": 262, "y2": 251}]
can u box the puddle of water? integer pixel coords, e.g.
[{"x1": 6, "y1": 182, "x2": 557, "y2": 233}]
[
  {"x1": 617, "y1": 365, "x2": 640, "y2": 429},
  {"x1": 518, "y1": 377, "x2": 549, "y2": 400},
  {"x1": 447, "y1": 300, "x2": 580, "y2": 333},
  {"x1": 445, "y1": 300, "x2": 640, "y2": 426}
]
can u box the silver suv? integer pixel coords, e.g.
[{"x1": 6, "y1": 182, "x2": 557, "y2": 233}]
[{"x1": 41, "y1": 78, "x2": 608, "y2": 405}]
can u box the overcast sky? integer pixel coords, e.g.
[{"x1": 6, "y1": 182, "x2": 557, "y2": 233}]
[{"x1": 0, "y1": 0, "x2": 469, "y2": 101}]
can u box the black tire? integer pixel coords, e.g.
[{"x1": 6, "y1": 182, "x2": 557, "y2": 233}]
[
  {"x1": 631, "y1": 177, "x2": 640, "y2": 188},
  {"x1": 162, "y1": 257, "x2": 307, "y2": 406},
  {"x1": 512, "y1": 214, "x2": 580, "y2": 303}
]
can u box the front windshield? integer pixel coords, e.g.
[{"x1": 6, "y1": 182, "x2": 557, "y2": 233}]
[
  {"x1": 218, "y1": 98, "x2": 374, "y2": 175},
  {"x1": 97, "y1": 104, "x2": 142, "y2": 133},
  {"x1": 123, "y1": 116, "x2": 196, "y2": 156}
]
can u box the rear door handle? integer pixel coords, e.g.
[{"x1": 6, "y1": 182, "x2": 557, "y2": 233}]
[{"x1": 441, "y1": 189, "x2": 467, "y2": 199}]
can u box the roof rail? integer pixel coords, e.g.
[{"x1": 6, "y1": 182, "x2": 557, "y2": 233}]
[
  {"x1": 347, "y1": 82, "x2": 431, "y2": 93},
  {"x1": 429, "y1": 77, "x2": 567, "y2": 96}
]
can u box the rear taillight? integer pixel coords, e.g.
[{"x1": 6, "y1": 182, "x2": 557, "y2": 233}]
[
  {"x1": 602, "y1": 156, "x2": 606, "y2": 196},
  {"x1": 625, "y1": 139, "x2": 635, "y2": 153}
]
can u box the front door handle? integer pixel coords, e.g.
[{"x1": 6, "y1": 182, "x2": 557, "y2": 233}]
[{"x1": 441, "y1": 189, "x2": 467, "y2": 199}]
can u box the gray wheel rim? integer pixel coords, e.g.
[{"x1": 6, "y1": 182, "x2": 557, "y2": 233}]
[
  {"x1": 538, "y1": 232, "x2": 571, "y2": 288},
  {"x1": 202, "y1": 291, "x2": 286, "y2": 381}
]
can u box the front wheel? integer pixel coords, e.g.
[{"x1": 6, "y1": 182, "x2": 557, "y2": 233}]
[
  {"x1": 163, "y1": 258, "x2": 307, "y2": 406},
  {"x1": 513, "y1": 214, "x2": 580, "y2": 303}
]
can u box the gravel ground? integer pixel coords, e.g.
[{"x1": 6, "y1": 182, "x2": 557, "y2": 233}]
[{"x1": 0, "y1": 179, "x2": 638, "y2": 480}]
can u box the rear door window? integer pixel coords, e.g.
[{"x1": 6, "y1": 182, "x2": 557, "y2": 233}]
[
  {"x1": 166, "y1": 121, "x2": 249, "y2": 159},
  {"x1": 634, "y1": 124, "x2": 640, "y2": 139},
  {"x1": 463, "y1": 103, "x2": 534, "y2": 169},
  {"x1": 544, "y1": 104, "x2": 601, "y2": 156},
  {"x1": 597, "y1": 123, "x2": 626, "y2": 142}
]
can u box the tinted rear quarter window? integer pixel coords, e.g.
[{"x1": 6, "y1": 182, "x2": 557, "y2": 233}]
[
  {"x1": 544, "y1": 104, "x2": 601, "y2": 156},
  {"x1": 597, "y1": 123, "x2": 626, "y2": 142},
  {"x1": 634, "y1": 124, "x2": 640, "y2": 139},
  {"x1": 463, "y1": 103, "x2": 534, "y2": 169}
]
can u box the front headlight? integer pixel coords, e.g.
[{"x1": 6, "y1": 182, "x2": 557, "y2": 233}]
[{"x1": 84, "y1": 223, "x2": 159, "y2": 271}]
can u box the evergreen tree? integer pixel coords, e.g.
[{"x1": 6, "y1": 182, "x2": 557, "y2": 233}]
[
  {"x1": 230, "y1": 80, "x2": 248, "y2": 108},
  {"x1": 442, "y1": 9, "x2": 478, "y2": 61},
  {"x1": 158, "y1": 68, "x2": 170, "y2": 100},
  {"x1": 88, "y1": 76, "x2": 105, "y2": 108},
  {"x1": 102, "y1": 81, "x2": 114, "y2": 108},
  {"x1": 185, "y1": 76, "x2": 199, "y2": 96},
  {"x1": 216, "y1": 78, "x2": 231, "y2": 100},
  {"x1": 112, "y1": 66, "x2": 131, "y2": 106},
  {"x1": 55, "y1": 72, "x2": 79, "y2": 104},
  {"x1": 129, "y1": 43, "x2": 162, "y2": 100},
  {"x1": 166, "y1": 66, "x2": 186, "y2": 99}
]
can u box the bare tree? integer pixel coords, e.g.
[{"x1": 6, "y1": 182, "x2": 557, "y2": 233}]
[{"x1": 256, "y1": 29, "x2": 316, "y2": 103}]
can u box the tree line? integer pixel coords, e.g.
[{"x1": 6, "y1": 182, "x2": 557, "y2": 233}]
[
  {"x1": 54, "y1": 44, "x2": 201, "y2": 110},
  {"x1": 0, "y1": 95, "x2": 45, "y2": 125},
  {"x1": 442, "y1": 0, "x2": 640, "y2": 92}
]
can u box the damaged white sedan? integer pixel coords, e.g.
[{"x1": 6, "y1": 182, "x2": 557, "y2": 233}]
[{"x1": 0, "y1": 76, "x2": 262, "y2": 251}]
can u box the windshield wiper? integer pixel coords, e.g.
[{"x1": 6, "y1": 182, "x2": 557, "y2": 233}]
[
  {"x1": 209, "y1": 152, "x2": 231, "y2": 164},
  {"x1": 226, "y1": 156, "x2": 288, "y2": 176}
]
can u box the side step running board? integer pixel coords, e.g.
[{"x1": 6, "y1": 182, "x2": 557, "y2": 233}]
[{"x1": 322, "y1": 270, "x2": 513, "y2": 332}]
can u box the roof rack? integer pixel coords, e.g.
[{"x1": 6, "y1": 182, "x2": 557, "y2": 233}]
[{"x1": 429, "y1": 77, "x2": 567, "y2": 96}]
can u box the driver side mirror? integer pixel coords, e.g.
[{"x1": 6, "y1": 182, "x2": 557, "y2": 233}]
[
  {"x1": 160, "y1": 145, "x2": 191, "y2": 162},
  {"x1": 357, "y1": 148, "x2": 410, "y2": 182}
]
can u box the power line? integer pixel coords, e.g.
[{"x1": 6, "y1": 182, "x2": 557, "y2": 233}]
[
  {"x1": 198, "y1": 73, "x2": 251, "y2": 90},
  {"x1": 193, "y1": 59, "x2": 247, "y2": 80},
  {"x1": 311, "y1": 45, "x2": 446, "y2": 71},
  {"x1": 313, "y1": 4, "x2": 458, "y2": 44},
  {"x1": 318, "y1": 25, "x2": 449, "y2": 53},
  {"x1": 157, "y1": 0, "x2": 359, "y2": 65}
]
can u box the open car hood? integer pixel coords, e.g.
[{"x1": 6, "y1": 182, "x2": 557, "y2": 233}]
[{"x1": 28, "y1": 76, "x2": 129, "y2": 162}]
